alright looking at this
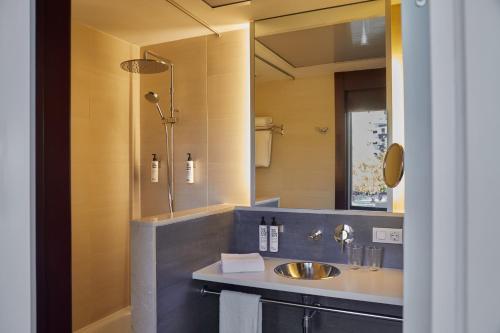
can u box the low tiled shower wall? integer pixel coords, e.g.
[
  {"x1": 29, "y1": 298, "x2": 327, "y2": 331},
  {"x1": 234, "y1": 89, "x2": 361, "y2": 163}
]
[{"x1": 130, "y1": 206, "x2": 404, "y2": 333}]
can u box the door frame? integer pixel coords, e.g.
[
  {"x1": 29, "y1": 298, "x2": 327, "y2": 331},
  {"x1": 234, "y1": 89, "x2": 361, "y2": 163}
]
[
  {"x1": 28, "y1": 0, "x2": 472, "y2": 332},
  {"x1": 402, "y1": 1, "x2": 467, "y2": 332},
  {"x1": 36, "y1": 0, "x2": 72, "y2": 331}
]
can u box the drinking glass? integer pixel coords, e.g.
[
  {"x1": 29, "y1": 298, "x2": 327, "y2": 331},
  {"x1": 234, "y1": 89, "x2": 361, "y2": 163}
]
[
  {"x1": 346, "y1": 243, "x2": 363, "y2": 269},
  {"x1": 365, "y1": 245, "x2": 383, "y2": 271}
]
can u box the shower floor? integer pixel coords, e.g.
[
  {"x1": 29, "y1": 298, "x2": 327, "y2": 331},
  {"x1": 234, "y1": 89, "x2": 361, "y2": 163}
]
[{"x1": 74, "y1": 307, "x2": 132, "y2": 333}]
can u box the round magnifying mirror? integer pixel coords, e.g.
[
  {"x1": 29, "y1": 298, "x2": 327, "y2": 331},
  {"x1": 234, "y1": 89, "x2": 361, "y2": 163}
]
[{"x1": 383, "y1": 143, "x2": 404, "y2": 188}]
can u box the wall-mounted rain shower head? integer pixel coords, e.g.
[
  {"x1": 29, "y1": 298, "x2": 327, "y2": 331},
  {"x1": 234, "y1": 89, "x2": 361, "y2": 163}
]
[{"x1": 120, "y1": 58, "x2": 170, "y2": 74}]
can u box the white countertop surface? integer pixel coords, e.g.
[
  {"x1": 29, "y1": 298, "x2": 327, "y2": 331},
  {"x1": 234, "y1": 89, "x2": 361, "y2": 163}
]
[
  {"x1": 193, "y1": 257, "x2": 403, "y2": 306},
  {"x1": 131, "y1": 204, "x2": 234, "y2": 227}
]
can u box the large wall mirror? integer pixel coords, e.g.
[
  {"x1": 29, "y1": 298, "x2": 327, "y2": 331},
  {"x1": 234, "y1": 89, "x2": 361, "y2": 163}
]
[{"x1": 252, "y1": 1, "x2": 405, "y2": 212}]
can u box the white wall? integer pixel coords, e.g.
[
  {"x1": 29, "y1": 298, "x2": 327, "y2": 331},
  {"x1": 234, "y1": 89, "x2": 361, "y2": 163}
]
[
  {"x1": 402, "y1": 1, "x2": 432, "y2": 332},
  {"x1": 0, "y1": 0, "x2": 35, "y2": 332},
  {"x1": 463, "y1": 0, "x2": 500, "y2": 331},
  {"x1": 405, "y1": 0, "x2": 500, "y2": 332}
]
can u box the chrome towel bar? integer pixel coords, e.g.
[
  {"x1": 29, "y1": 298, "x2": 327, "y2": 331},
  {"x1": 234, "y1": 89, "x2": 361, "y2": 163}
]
[{"x1": 200, "y1": 287, "x2": 403, "y2": 323}]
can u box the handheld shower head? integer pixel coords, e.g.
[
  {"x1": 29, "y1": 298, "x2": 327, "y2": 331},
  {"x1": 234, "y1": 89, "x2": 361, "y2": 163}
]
[
  {"x1": 145, "y1": 91, "x2": 160, "y2": 104},
  {"x1": 145, "y1": 91, "x2": 166, "y2": 121}
]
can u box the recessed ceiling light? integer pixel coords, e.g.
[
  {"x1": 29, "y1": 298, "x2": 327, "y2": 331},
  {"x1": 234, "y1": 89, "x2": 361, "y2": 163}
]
[{"x1": 202, "y1": 0, "x2": 250, "y2": 9}]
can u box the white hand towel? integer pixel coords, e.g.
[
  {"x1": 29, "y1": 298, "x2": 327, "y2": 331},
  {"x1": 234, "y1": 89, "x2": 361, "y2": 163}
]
[
  {"x1": 255, "y1": 130, "x2": 272, "y2": 168},
  {"x1": 220, "y1": 290, "x2": 262, "y2": 333},
  {"x1": 255, "y1": 116, "x2": 273, "y2": 128},
  {"x1": 221, "y1": 253, "x2": 265, "y2": 273}
]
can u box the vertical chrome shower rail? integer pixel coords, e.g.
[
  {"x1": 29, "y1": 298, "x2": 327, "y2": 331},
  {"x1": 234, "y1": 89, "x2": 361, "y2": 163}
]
[
  {"x1": 169, "y1": 64, "x2": 175, "y2": 212},
  {"x1": 145, "y1": 50, "x2": 176, "y2": 213}
]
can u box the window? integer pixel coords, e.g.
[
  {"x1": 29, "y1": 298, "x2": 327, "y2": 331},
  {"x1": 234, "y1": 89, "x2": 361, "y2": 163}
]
[
  {"x1": 349, "y1": 110, "x2": 388, "y2": 210},
  {"x1": 334, "y1": 69, "x2": 386, "y2": 210}
]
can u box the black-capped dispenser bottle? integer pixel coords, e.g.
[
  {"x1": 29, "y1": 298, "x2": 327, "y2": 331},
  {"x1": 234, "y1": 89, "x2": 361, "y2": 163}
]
[
  {"x1": 186, "y1": 153, "x2": 194, "y2": 184},
  {"x1": 151, "y1": 154, "x2": 159, "y2": 183},
  {"x1": 270, "y1": 217, "x2": 279, "y2": 253},
  {"x1": 259, "y1": 217, "x2": 268, "y2": 252}
]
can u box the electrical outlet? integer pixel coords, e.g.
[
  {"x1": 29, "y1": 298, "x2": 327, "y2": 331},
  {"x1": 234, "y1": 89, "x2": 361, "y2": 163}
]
[{"x1": 373, "y1": 228, "x2": 403, "y2": 244}]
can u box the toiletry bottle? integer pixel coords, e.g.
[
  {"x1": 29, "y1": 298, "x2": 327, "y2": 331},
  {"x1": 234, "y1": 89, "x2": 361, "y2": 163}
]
[
  {"x1": 151, "y1": 154, "x2": 159, "y2": 183},
  {"x1": 186, "y1": 153, "x2": 194, "y2": 184},
  {"x1": 259, "y1": 217, "x2": 268, "y2": 252},
  {"x1": 270, "y1": 217, "x2": 279, "y2": 253}
]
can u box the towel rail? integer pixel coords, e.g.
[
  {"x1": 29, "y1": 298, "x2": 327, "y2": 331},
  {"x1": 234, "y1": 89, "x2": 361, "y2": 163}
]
[
  {"x1": 256, "y1": 124, "x2": 284, "y2": 135},
  {"x1": 200, "y1": 287, "x2": 403, "y2": 323}
]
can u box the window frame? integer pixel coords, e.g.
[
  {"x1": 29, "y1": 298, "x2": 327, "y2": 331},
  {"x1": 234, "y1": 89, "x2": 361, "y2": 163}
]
[{"x1": 334, "y1": 68, "x2": 387, "y2": 210}]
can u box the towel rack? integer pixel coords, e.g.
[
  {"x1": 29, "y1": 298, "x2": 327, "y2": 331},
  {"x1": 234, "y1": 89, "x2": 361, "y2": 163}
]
[
  {"x1": 200, "y1": 287, "x2": 403, "y2": 323},
  {"x1": 256, "y1": 124, "x2": 285, "y2": 136}
]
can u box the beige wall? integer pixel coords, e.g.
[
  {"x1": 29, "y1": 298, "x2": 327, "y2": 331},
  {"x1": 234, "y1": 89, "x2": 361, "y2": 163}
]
[
  {"x1": 140, "y1": 29, "x2": 251, "y2": 216},
  {"x1": 71, "y1": 22, "x2": 139, "y2": 331},
  {"x1": 255, "y1": 75, "x2": 335, "y2": 209},
  {"x1": 390, "y1": 4, "x2": 405, "y2": 213}
]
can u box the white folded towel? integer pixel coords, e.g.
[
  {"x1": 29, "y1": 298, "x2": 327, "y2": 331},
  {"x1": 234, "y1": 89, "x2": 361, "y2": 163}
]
[
  {"x1": 255, "y1": 130, "x2": 272, "y2": 168},
  {"x1": 220, "y1": 290, "x2": 262, "y2": 333},
  {"x1": 221, "y1": 253, "x2": 265, "y2": 273},
  {"x1": 255, "y1": 116, "x2": 273, "y2": 128}
]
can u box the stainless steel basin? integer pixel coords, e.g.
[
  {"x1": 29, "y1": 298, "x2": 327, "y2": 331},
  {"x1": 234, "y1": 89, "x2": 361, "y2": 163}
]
[{"x1": 274, "y1": 262, "x2": 341, "y2": 280}]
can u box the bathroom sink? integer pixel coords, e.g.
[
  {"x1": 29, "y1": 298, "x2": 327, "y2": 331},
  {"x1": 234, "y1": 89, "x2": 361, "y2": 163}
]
[{"x1": 274, "y1": 262, "x2": 341, "y2": 280}]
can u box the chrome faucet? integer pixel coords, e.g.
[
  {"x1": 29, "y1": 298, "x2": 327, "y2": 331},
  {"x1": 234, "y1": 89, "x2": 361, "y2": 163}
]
[{"x1": 308, "y1": 229, "x2": 323, "y2": 241}]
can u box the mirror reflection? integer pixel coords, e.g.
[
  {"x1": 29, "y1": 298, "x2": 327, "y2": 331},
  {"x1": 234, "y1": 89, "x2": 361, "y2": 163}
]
[{"x1": 253, "y1": 3, "x2": 404, "y2": 212}]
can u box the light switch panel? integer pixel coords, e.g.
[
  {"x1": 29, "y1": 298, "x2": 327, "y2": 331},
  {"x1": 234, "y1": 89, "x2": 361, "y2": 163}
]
[{"x1": 372, "y1": 228, "x2": 403, "y2": 244}]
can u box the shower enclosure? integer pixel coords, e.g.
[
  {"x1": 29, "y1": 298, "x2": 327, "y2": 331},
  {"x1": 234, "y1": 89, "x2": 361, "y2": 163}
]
[{"x1": 121, "y1": 51, "x2": 177, "y2": 214}]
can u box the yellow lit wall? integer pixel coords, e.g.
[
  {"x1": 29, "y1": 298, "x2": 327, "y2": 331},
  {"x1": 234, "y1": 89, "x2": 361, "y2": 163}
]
[
  {"x1": 139, "y1": 28, "x2": 251, "y2": 216},
  {"x1": 71, "y1": 22, "x2": 139, "y2": 330},
  {"x1": 255, "y1": 75, "x2": 335, "y2": 209},
  {"x1": 388, "y1": 3, "x2": 405, "y2": 212}
]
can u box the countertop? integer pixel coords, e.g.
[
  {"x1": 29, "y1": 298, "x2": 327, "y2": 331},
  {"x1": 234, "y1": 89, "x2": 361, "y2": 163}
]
[
  {"x1": 193, "y1": 257, "x2": 403, "y2": 306},
  {"x1": 130, "y1": 204, "x2": 234, "y2": 227}
]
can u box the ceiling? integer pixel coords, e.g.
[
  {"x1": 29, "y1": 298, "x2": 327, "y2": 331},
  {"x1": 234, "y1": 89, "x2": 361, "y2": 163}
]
[
  {"x1": 253, "y1": 2, "x2": 386, "y2": 83},
  {"x1": 256, "y1": 17, "x2": 385, "y2": 68},
  {"x1": 72, "y1": 0, "x2": 375, "y2": 46}
]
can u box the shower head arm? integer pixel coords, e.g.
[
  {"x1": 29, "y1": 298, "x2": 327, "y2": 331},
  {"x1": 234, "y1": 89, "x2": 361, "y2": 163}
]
[
  {"x1": 154, "y1": 103, "x2": 166, "y2": 121},
  {"x1": 144, "y1": 50, "x2": 173, "y2": 65}
]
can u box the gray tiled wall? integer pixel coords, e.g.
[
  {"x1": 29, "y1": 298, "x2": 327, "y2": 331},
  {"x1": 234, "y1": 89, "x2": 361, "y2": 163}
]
[
  {"x1": 234, "y1": 209, "x2": 404, "y2": 269},
  {"x1": 155, "y1": 211, "x2": 235, "y2": 332}
]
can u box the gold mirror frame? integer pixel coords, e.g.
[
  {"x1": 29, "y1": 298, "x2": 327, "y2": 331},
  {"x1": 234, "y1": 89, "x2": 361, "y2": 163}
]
[{"x1": 383, "y1": 143, "x2": 404, "y2": 188}]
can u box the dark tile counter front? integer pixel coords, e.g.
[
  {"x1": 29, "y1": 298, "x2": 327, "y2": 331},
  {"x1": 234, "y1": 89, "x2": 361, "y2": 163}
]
[{"x1": 195, "y1": 280, "x2": 402, "y2": 333}]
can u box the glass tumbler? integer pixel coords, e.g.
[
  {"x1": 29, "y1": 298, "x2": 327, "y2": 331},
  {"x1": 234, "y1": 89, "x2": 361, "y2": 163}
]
[
  {"x1": 365, "y1": 245, "x2": 383, "y2": 271},
  {"x1": 346, "y1": 243, "x2": 363, "y2": 269}
]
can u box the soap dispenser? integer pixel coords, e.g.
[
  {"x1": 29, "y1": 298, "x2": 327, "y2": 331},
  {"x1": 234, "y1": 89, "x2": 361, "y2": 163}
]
[
  {"x1": 151, "y1": 154, "x2": 159, "y2": 183},
  {"x1": 186, "y1": 153, "x2": 194, "y2": 184},
  {"x1": 270, "y1": 217, "x2": 279, "y2": 253},
  {"x1": 259, "y1": 217, "x2": 268, "y2": 252}
]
